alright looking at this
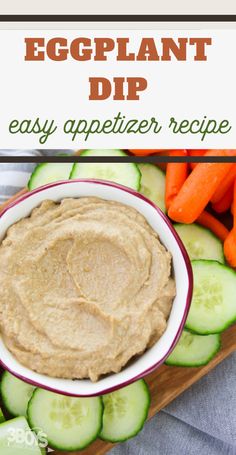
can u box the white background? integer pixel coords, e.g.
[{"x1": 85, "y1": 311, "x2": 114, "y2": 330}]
[
  {"x1": 0, "y1": 29, "x2": 235, "y2": 148},
  {"x1": 1, "y1": 0, "x2": 236, "y2": 14}
]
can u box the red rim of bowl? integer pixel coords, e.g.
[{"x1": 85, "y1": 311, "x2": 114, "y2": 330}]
[{"x1": 0, "y1": 178, "x2": 193, "y2": 396}]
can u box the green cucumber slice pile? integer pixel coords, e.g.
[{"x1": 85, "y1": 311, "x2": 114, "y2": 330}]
[
  {"x1": 28, "y1": 163, "x2": 73, "y2": 190},
  {"x1": 28, "y1": 149, "x2": 141, "y2": 191},
  {"x1": 70, "y1": 149, "x2": 141, "y2": 190},
  {"x1": 100, "y1": 379, "x2": 150, "y2": 442},
  {"x1": 165, "y1": 330, "x2": 221, "y2": 367},
  {"x1": 0, "y1": 372, "x2": 151, "y2": 450},
  {"x1": 139, "y1": 164, "x2": 166, "y2": 212},
  {"x1": 27, "y1": 152, "x2": 168, "y2": 213},
  {"x1": 174, "y1": 223, "x2": 224, "y2": 263},
  {"x1": 27, "y1": 152, "x2": 167, "y2": 214},
  {"x1": 186, "y1": 260, "x2": 236, "y2": 335},
  {"x1": 27, "y1": 389, "x2": 103, "y2": 451}
]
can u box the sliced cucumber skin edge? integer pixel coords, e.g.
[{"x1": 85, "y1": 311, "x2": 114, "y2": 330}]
[
  {"x1": 28, "y1": 163, "x2": 46, "y2": 190},
  {"x1": 173, "y1": 223, "x2": 225, "y2": 264},
  {"x1": 69, "y1": 149, "x2": 141, "y2": 191},
  {"x1": 80, "y1": 149, "x2": 127, "y2": 157},
  {"x1": 185, "y1": 319, "x2": 236, "y2": 335},
  {"x1": 28, "y1": 163, "x2": 73, "y2": 191},
  {"x1": 139, "y1": 163, "x2": 166, "y2": 213},
  {"x1": 69, "y1": 163, "x2": 142, "y2": 192},
  {"x1": 0, "y1": 371, "x2": 35, "y2": 418},
  {"x1": 186, "y1": 260, "x2": 236, "y2": 335},
  {"x1": 0, "y1": 408, "x2": 5, "y2": 423},
  {"x1": 165, "y1": 334, "x2": 221, "y2": 367},
  {"x1": 0, "y1": 416, "x2": 44, "y2": 454},
  {"x1": 0, "y1": 371, "x2": 16, "y2": 418},
  {"x1": 27, "y1": 389, "x2": 104, "y2": 452},
  {"x1": 0, "y1": 371, "x2": 14, "y2": 418},
  {"x1": 100, "y1": 380, "x2": 151, "y2": 443}
]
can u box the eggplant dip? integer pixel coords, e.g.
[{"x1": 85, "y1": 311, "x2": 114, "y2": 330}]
[{"x1": 0, "y1": 197, "x2": 175, "y2": 382}]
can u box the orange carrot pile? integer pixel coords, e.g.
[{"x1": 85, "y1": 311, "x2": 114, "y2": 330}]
[
  {"x1": 168, "y1": 150, "x2": 234, "y2": 223},
  {"x1": 130, "y1": 149, "x2": 236, "y2": 254},
  {"x1": 224, "y1": 180, "x2": 236, "y2": 266},
  {"x1": 129, "y1": 149, "x2": 236, "y2": 258}
]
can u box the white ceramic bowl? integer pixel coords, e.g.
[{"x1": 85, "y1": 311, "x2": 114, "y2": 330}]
[{"x1": 0, "y1": 179, "x2": 193, "y2": 396}]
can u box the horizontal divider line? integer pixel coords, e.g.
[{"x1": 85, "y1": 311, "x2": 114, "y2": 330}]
[
  {"x1": 1, "y1": 15, "x2": 236, "y2": 22},
  {"x1": 0, "y1": 156, "x2": 236, "y2": 163}
]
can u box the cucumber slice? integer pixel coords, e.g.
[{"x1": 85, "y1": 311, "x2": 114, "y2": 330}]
[
  {"x1": 100, "y1": 379, "x2": 150, "y2": 442},
  {"x1": 70, "y1": 149, "x2": 141, "y2": 190},
  {"x1": 28, "y1": 163, "x2": 73, "y2": 190},
  {"x1": 174, "y1": 224, "x2": 224, "y2": 263},
  {"x1": 27, "y1": 389, "x2": 103, "y2": 451},
  {"x1": 1, "y1": 371, "x2": 35, "y2": 418},
  {"x1": 165, "y1": 330, "x2": 221, "y2": 367},
  {"x1": 186, "y1": 260, "x2": 236, "y2": 334},
  {"x1": 0, "y1": 416, "x2": 44, "y2": 455},
  {"x1": 139, "y1": 164, "x2": 166, "y2": 213},
  {"x1": 0, "y1": 409, "x2": 5, "y2": 423}
]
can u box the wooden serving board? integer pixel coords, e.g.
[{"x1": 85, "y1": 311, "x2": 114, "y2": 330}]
[{"x1": 1, "y1": 190, "x2": 236, "y2": 455}]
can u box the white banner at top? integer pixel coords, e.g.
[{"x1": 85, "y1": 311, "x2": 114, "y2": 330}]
[{"x1": 0, "y1": 29, "x2": 235, "y2": 148}]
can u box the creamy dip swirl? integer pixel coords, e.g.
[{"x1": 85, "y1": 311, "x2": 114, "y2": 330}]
[{"x1": 0, "y1": 197, "x2": 175, "y2": 381}]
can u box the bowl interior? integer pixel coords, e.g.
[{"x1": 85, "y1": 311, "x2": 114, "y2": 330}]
[{"x1": 0, "y1": 180, "x2": 192, "y2": 396}]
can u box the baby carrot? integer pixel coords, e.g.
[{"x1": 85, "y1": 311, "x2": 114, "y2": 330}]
[
  {"x1": 129, "y1": 149, "x2": 189, "y2": 156},
  {"x1": 197, "y1": 211, "x2": 229, "y2": 242},
  {"x1": 129, "y1": 149, "x2": 165, "y2": 156},
  {"x1": 188, "y1": 150, "x2": 207, "y2": 170},
  {"x1": 189, "y1": 150, "x2": 236, "y2": 170},
  {"x1": 211, "y1": 164, "x2": 236, "y2": 204},
  {"x1": 188, "y1": 150, "x2": 207, "y2": 157},
  {"x1": 168, "y1": 151, "x2": 234, "y2": 223},
  {"x1": 224, "y1": 179, "x2": 236, "y2": 267},
  {"x1": 212, "y1": 185, "x2": 234, "y2": 213},
  {"x1": 165, "y1": 150, "x2": 188, "y2": 210},
  {"x1": 224, "y1": 150, "x2": 236, "y2": 156}
]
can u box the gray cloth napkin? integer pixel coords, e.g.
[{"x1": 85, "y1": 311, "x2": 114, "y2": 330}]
[
  {"x1": 0, "y1": 150, "x2": 235, "y2": 455},
  {"x1": 0, "y1": 150, "x2": 73, "y2": 204},
  {"x1": 111, "y1": 353, "x2": 236, "y2": 455}
]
